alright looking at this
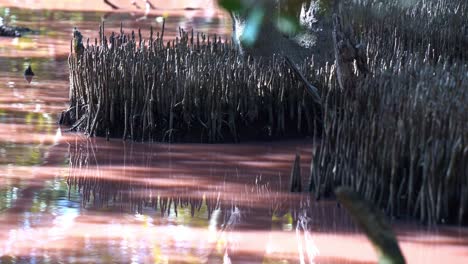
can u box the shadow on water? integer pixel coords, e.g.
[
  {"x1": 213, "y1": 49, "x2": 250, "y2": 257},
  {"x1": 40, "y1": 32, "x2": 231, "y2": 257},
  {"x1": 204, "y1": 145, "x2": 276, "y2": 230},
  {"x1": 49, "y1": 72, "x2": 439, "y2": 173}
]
[
  {"x1": 64, "y1": 137, "x2": 339, "y2": 223},
  {"x1": 3, "y1": 134, "x2": 467, "y2": 263},
  {"x1": 1, "y1": 136, "x2": 335, "y2": 263}
]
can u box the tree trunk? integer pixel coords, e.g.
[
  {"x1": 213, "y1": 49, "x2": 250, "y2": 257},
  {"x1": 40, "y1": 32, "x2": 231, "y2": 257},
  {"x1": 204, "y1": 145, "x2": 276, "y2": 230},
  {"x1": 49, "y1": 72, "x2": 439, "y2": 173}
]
[
  {"x1": 230, "y1": 0, "x2": 368, "y2": 93},
  {"x1": 231, "y1": 0, "x2": 335, "y2": 67}
]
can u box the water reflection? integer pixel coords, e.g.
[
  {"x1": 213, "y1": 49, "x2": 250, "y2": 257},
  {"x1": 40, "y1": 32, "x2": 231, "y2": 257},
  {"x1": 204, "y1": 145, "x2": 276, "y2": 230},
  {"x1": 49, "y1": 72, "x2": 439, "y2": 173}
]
[
  {"x1": 4, "y1": 137, "x2": 466, "y2": 264},
  {"x1": 2, "y1": 135, "x2": 327, "y2": 263},
  {"x1": 66, "y1": 138, "x2": 314, "y2": 216}
]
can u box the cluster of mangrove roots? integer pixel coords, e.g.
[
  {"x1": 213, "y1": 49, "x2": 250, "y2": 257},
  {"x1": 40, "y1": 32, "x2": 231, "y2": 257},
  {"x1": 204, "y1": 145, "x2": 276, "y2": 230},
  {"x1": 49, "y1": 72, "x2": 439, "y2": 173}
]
[
  {"x1": 309, "y1": 0, "x2": 468, "y2": 225},
  {"x1": 62, "y1": 24, "x2": 320, "y2": 142},
  {"x1": 62, "y1": 0, "x2": 468, "y2": 225}
]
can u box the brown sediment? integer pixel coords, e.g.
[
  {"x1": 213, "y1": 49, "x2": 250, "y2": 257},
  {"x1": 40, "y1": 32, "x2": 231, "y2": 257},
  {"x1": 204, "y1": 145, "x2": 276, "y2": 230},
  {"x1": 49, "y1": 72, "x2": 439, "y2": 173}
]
[{"x1": 309, "y1": 0, "x2": 468, "y2": 225}]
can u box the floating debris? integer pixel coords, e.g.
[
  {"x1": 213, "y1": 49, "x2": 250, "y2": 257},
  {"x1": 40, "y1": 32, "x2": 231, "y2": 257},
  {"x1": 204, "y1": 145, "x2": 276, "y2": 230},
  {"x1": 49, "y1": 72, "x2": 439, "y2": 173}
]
[{"x1": 0, "y1": 24, "x2": 34, "y2": 37}]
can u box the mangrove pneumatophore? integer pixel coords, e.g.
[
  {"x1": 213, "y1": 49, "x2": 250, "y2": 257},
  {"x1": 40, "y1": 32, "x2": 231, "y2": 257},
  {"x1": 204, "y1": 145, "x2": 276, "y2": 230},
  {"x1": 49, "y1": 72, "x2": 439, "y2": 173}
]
[
  {"x1": 60, "y1": 23, "x2": 322, "y2": 142},
  {"x1": 60, "y1": 0, "x2": 468, "y2": 227},
  {"x1": 308, "y1": 0, "x2": 468, "y2": 225}
]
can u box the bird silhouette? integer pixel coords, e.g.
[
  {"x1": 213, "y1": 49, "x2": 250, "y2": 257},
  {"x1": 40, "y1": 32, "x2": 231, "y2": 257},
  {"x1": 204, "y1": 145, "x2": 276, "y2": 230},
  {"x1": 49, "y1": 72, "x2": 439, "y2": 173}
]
[
  {"x1": 24, "y1": 64, "x2": 34, "y2": 83},
  {"x1": 73, "y1": 27, "x2": 84, "y2": 56}
]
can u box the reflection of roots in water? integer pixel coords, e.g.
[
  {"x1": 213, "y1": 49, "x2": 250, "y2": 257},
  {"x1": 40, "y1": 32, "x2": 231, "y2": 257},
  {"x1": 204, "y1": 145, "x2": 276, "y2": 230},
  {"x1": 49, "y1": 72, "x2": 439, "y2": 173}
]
[
  {"x1": 64, "y1": 140, "x2": 330, "y2": 262},
  {"x1": 65, "y1": 138, "x2": 354, "y2": 232},
  {"x1": 67, "y1": 161, "x2": 303, "y2": 223}
]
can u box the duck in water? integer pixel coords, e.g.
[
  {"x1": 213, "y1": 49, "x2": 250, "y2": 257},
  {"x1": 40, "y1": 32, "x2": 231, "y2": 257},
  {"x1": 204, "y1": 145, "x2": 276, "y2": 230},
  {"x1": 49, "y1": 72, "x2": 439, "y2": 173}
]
[{"x1": 24, "y1": 65, "x2": 34, "y2": 83}]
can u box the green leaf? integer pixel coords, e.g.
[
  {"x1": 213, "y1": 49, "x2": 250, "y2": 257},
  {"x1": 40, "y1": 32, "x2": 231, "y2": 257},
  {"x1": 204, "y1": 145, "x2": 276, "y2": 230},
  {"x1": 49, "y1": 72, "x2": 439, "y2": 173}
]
[
  {"x1": 276, "y1": 14, "x2": 301, "y2": 35},
  {"x1": 240, "y1": 7, "x2": 265, "y2": 46},
  {"x1": 218, "y1": 0, "x2": 243, "y2": 12},
  {"x1": 335, "y1": 187, "x2": 406, "y2": 264}
]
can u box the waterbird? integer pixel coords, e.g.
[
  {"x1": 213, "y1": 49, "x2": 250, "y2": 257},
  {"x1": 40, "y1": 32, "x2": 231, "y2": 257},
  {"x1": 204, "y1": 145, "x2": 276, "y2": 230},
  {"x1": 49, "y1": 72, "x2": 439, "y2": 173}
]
[
  {"x1": 24, "y1": 65, "x2": 34, "y2": 83},
  {"x1": 73, "y1": 27, "x2": 84, "y2": 56}
]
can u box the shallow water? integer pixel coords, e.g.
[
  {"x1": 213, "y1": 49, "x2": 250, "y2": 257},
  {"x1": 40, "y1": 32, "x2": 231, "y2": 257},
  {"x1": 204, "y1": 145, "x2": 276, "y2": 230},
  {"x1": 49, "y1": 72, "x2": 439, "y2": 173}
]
[{"x1": 0, "y1": 1, "x2": 467, "y2": 263}]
